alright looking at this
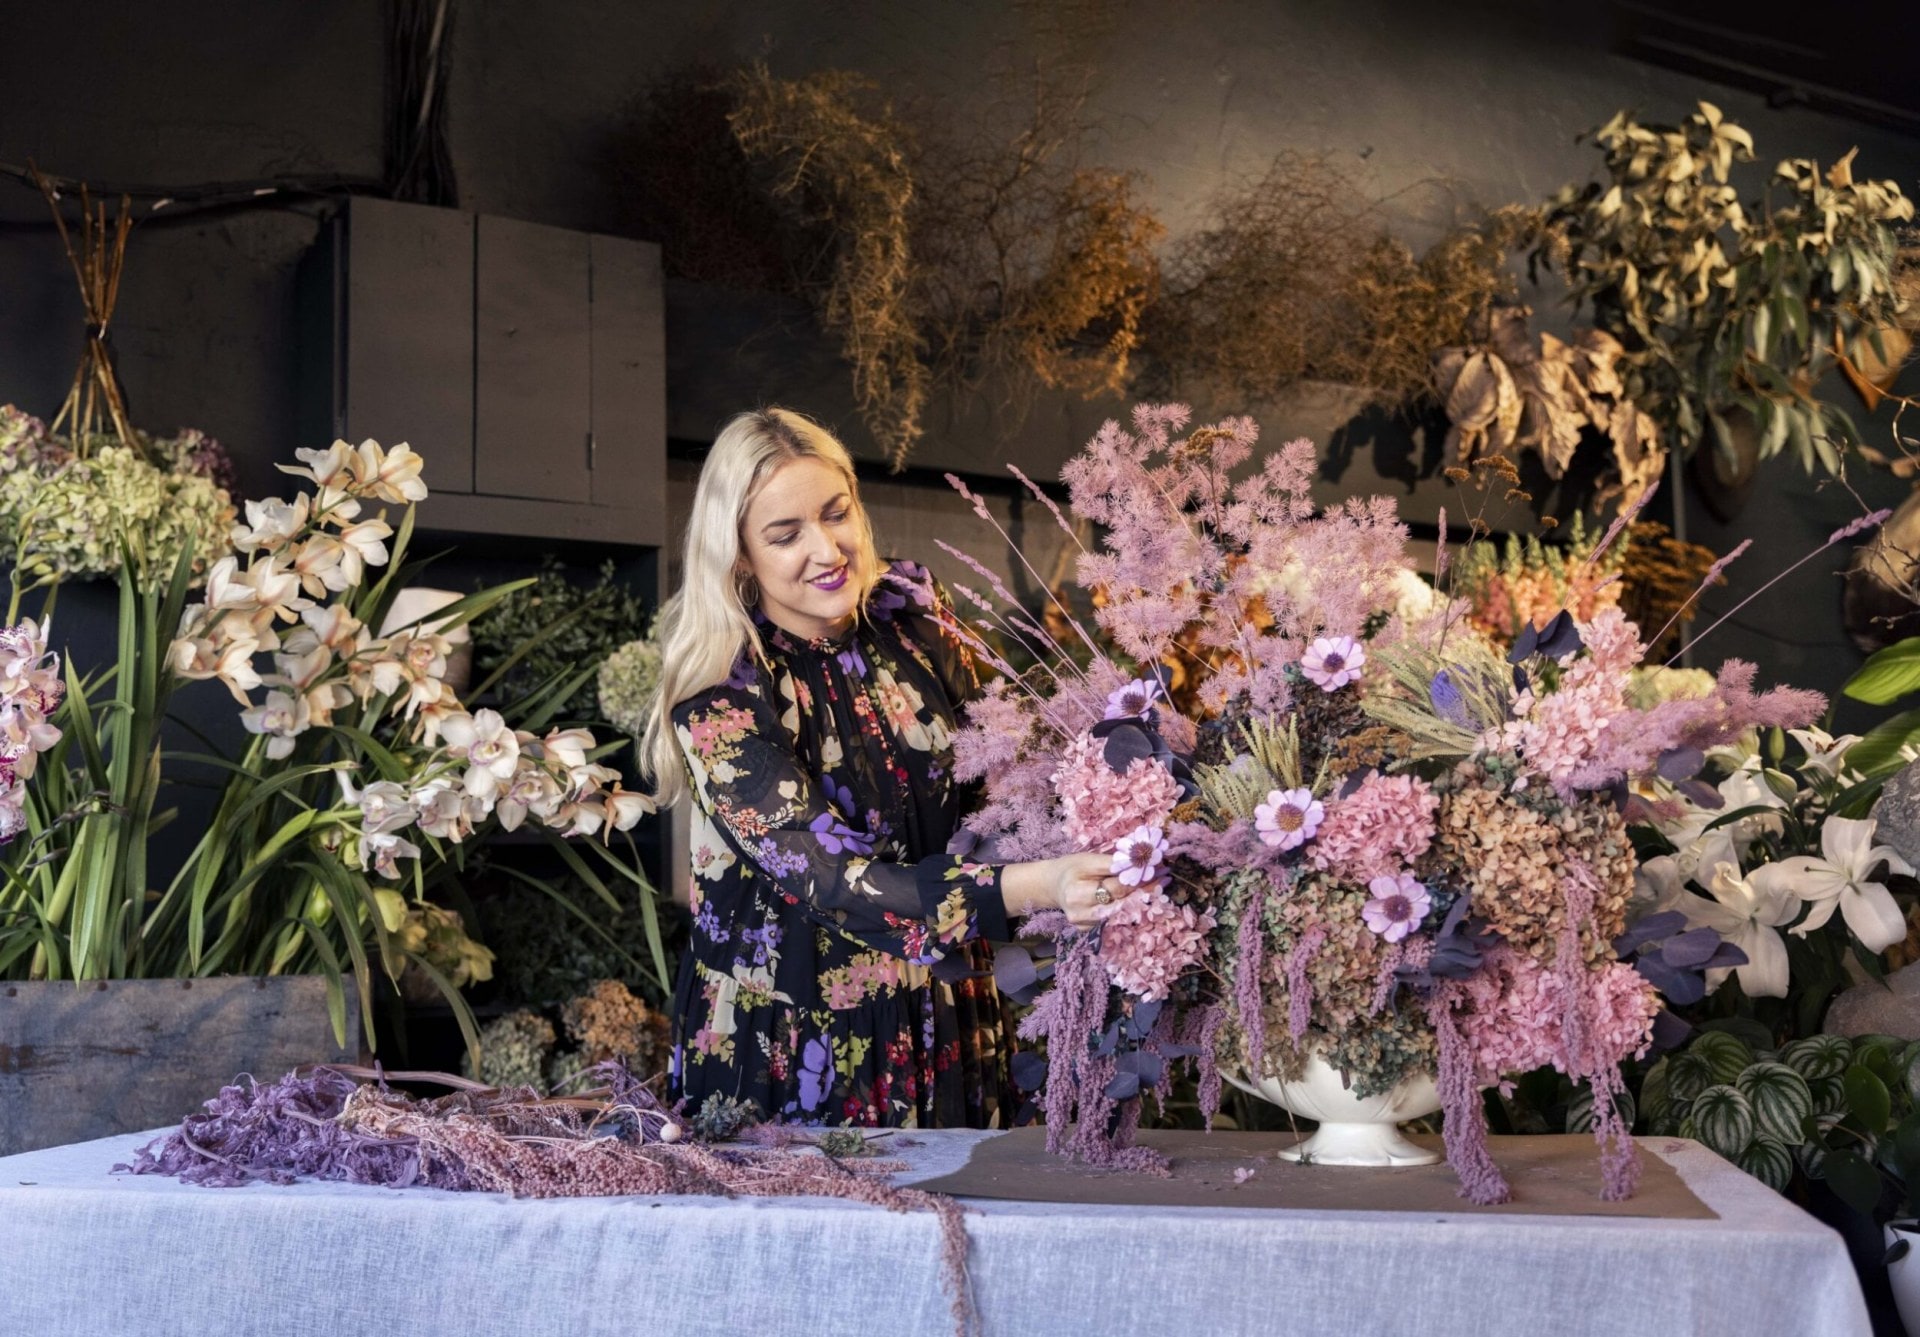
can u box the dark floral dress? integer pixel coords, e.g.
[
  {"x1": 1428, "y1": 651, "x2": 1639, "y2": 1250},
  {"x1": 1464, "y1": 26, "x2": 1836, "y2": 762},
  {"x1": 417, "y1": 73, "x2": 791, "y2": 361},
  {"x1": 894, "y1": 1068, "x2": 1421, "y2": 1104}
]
[{"x1": 668, "y1": 560, "x2": 1014, "y2": 1128}]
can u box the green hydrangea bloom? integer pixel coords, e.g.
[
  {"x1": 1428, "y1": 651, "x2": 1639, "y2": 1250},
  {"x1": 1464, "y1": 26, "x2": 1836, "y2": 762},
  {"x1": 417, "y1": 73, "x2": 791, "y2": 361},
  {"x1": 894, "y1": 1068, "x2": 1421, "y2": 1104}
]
[
  {"x1": 596, "y1": 631, "x2": 663, "y2": 737},
  {"x1": 0, "y1": 407, "x2": 236, "y2": 587}
]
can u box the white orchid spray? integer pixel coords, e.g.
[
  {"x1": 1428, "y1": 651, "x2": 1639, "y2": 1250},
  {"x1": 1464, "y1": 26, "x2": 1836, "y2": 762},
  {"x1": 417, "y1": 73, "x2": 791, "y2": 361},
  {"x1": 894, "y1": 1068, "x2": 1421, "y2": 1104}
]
[{"x1": 169, "y1": 439, "x2": 654, "y2": 888}]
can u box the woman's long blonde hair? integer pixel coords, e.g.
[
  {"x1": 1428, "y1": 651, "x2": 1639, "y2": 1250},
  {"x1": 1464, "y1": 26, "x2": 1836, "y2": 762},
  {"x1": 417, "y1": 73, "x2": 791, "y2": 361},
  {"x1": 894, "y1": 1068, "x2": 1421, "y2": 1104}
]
[{"x1": 641, "y1": 407, "x2": 877, "y2": 807}]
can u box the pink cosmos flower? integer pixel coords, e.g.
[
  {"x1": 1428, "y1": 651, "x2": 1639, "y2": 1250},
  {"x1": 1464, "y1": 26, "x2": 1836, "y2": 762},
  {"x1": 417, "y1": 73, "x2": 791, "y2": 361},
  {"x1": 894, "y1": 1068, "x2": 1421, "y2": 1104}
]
[
  {"x1": 1301, "y1": 636, "x2": 1365, "y2": 691},
  {"x1": 1253, "y1": 787, "x2": 1324, "y2": 851},
  {"x1": 1110, "y1": 824, "x2": 1169, "y2": 887},
  {"x1": 1361, "y1": 873, "x2": 1432, "y2": 943},
  {"x1": 1103, "y1": 676, "x2": 1163, "y2": 721}
]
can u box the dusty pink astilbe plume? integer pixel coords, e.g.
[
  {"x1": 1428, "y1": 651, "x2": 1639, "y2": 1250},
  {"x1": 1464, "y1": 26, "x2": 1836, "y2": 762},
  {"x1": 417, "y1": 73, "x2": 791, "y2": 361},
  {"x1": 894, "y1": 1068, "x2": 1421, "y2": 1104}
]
[
  {"x1": 1168, "y1": 817, "x2": 1264, "y2": 875},
  {"x1": 1309, "y1": 773, "x2": 1440, "y2": 883},
  {"x1": 1563, "y1": 658, "x2": 1825, "y2": 793},
  {"x1": 1098, "y1": 888, "x2": 1216, "y2": 1001},
  {"x1": 1052, "y1": 730, "x2": 1182, "y2": 851}
]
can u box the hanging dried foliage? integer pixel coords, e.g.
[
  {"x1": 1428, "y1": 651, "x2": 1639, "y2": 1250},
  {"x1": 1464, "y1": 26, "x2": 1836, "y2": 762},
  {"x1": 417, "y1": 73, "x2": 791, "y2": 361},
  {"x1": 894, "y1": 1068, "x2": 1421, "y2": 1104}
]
[
  {"x1": 1431, "y1": 306, "x2": 1663, "y2": 512},
  {"x1": 1532, "y1": 103, "x2": 1913, "y2": 479},
  {"x1": 910, "y1": 70, "x2": 1162, "y2": 416},
  {"x1": 721, "y1": 62, "x2": 1161, "y2": 470},
  {"x1": 1146, "y1": 154, "x2": 1532, "y2": 408},
  {"x1": 609, "y1": 64, "x2": 824, "y2": 291},
  {"x1": 728, "y1": 63, "x2": 928, "y2": 470}
]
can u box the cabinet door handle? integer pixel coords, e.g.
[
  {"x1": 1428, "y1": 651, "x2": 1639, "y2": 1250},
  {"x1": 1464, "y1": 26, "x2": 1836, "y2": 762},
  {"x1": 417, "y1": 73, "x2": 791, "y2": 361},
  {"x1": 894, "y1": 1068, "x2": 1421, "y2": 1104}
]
[{"x1": 586, "y1": 431, "x2": 596, "y2": 472}]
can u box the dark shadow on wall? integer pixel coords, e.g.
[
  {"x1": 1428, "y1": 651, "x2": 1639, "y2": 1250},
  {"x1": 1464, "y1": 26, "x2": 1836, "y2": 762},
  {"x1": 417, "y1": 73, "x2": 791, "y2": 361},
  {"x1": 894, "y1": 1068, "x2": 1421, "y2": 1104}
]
[{"x1": 1321, "y1": 401, "x2": 1614, "y2": 525}]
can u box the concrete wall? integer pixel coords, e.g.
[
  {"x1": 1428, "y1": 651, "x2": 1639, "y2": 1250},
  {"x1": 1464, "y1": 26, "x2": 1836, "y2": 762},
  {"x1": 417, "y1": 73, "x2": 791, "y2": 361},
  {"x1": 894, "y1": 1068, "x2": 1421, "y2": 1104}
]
[{"x1": 3, "y1": 0, "x2": 1917, "y2": 720}]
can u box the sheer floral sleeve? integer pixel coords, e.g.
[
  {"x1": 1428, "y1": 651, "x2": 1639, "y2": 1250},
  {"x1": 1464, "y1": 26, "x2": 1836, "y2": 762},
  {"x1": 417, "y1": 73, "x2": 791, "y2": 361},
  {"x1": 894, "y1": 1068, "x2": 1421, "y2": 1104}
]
[
  {"x1": 879, "y1": 560, "x2": 985, "y2": 710},
  {"x1": 674, "y1": 678, "x2": 1008, "y2": 977}
]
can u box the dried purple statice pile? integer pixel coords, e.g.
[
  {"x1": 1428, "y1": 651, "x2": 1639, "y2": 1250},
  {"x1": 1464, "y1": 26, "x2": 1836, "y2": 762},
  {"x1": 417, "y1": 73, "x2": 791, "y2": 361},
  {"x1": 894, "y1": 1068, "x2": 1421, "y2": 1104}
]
[{"x1": 118, "y1": 1063, "x2": 975, "y2": 1333}]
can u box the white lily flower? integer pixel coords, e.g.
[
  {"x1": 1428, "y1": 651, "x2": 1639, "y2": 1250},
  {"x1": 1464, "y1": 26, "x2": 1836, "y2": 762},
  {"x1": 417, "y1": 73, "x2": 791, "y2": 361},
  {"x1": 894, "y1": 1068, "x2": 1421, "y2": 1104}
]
[
  {"x1": 1634, "y1": 854, "x2": 1798, "y2": 998},
  {"x1": 1750, "y1": 816, "x2": 1914, "y2": 952},
  {"x1": 1695, "y1": 858, "x2": 1800, "y2": 999},
  {"x1": 1788, "y1": 727, "x2": 1864, "y2": 783}
]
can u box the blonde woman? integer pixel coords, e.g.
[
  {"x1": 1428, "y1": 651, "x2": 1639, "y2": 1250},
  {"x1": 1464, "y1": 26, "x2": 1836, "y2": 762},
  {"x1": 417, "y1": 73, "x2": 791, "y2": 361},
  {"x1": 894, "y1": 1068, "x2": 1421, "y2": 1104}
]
[{"x1": 644, "y1": 408, "x2": 1130, "y2": 1128}]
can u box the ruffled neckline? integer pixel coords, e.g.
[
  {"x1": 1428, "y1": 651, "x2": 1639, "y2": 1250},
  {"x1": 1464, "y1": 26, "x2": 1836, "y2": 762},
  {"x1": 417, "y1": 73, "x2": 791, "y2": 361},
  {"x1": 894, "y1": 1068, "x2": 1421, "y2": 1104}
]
[{"x1": 751, "y1": 560, "x2": 929, "y2": 661}]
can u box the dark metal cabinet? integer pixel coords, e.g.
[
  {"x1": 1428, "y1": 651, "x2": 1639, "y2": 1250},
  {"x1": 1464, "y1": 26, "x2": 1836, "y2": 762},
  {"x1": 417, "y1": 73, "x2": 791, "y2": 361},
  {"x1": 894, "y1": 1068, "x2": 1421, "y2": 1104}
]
[{"x1": 302, "y1": 197, "x2": 666, "y2": 546}]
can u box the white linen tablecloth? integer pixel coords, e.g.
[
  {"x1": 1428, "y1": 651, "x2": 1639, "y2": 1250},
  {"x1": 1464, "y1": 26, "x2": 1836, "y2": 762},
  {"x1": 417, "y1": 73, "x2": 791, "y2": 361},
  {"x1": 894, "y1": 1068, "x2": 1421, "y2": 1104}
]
[{"x1": 0, "y1": 1128, "x2": 1868, "y2": 1337}]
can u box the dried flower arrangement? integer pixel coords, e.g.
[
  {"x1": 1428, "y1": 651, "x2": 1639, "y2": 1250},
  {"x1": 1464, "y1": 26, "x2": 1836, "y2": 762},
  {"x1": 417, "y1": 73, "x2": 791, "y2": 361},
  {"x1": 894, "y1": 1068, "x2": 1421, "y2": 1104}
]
[{"x1": 941, "y1": 404, "x2": 1834, "y2": 1202}]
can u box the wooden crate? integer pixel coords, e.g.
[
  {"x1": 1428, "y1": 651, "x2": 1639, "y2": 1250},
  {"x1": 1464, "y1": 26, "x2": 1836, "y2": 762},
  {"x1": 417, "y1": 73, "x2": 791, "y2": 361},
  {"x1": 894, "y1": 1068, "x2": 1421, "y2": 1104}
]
[{"x1": 0, "y1": 976, "x2": 358, "y2": 1155}]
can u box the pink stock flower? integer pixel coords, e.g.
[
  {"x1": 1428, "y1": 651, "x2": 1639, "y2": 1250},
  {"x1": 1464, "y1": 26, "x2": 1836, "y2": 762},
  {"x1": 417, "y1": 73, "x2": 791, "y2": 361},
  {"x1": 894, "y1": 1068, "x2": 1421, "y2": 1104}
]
[
  {"x1": 1253, "y1": 787, "x2": 1324, "y2": 851},
  {"x1": 1110, "y1": 825, "x2": 1169, "y2": 887},
  {"x1": 1301, "y1": 636, "x2": 1365, "y2": 691},
  {"x1": 1361, "y1": 874, "x2": 1431, "y2": 943}
]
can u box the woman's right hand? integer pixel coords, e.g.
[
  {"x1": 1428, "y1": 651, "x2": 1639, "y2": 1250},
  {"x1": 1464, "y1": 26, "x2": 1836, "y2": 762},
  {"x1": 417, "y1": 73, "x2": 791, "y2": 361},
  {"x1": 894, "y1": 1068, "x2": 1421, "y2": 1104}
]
[{"x1": 1002, "y1": 852, "x2": 1138, "y2": 930}]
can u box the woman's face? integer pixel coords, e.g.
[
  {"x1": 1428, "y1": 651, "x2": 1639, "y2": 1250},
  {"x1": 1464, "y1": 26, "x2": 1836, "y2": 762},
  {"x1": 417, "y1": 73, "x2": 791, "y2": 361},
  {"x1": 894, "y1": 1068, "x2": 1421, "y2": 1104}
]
[{"x1": 739, "y1": 456, "x2": 865, "y2": 640}]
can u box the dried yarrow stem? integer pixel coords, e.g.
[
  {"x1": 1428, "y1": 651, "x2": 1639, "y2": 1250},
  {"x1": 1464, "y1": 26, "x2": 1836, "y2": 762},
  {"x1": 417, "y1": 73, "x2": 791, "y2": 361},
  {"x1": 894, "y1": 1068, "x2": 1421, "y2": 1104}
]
[{"x1": 119, "y1": 1065, "x2": 976, "y2": 1334}]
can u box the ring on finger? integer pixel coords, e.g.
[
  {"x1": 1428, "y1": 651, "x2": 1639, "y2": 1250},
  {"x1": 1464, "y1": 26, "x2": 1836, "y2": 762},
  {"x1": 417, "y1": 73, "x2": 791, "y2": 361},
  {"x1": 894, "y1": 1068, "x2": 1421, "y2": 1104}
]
[{"x1": 1093, "y1": 885, "x2": 1112, "y2": 906}]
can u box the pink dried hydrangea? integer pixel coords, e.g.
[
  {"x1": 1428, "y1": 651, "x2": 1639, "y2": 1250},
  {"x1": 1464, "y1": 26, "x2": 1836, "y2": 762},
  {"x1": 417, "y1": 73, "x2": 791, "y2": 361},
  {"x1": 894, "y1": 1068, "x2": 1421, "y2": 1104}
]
[
  {"x1": 1098, "y1": 888, "x2": 1216, "y2": 1002},
  {"x1": 1053, "y1": 729, "x2": 1182, "y2": 851},
  {"x1": 1449, "y1": 944, "x2": 1658, "y2": 1089},
  {"x1": 1309, "y1": 772, "x2": 1438, "y2": 883}
]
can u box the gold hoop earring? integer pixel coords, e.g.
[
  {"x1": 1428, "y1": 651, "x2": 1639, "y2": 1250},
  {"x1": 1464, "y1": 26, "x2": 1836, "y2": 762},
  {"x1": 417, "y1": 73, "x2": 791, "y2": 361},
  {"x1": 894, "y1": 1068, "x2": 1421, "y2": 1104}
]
[{"x1": 736, "y1": 572, "x2": 759, "y2": 606}]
